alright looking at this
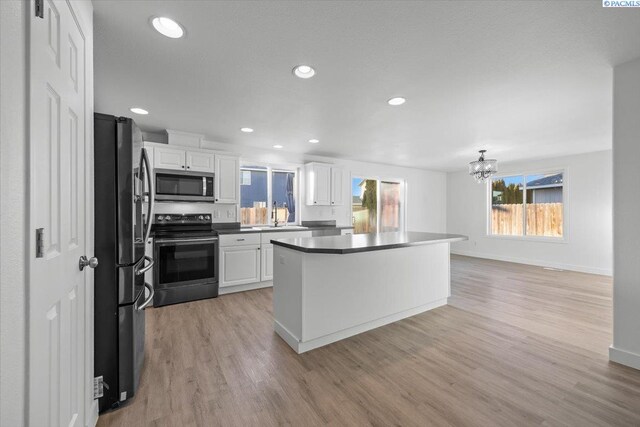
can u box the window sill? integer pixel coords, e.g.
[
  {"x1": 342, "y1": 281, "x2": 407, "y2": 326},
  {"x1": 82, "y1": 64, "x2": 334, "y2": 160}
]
[{"x1": 485, "y1": 234, "x2": 567, "y2": 244}]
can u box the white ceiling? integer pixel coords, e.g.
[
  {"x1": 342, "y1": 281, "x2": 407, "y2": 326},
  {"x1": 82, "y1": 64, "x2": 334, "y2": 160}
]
[{"x1": 94, "y1": 1, "x2": 640, "y2": 171}]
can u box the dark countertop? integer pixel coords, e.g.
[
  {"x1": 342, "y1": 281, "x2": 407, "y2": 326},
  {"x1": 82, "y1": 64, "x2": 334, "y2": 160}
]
[
  {"x1": 150, "y1": 221, "x2": 354, "y2": 236},
  {"x1": 270, "y1": 232, "x2": 468, "y2": 254},
  {"x1": 215, "y1": 225, "x2": 354, "y2": 235}
]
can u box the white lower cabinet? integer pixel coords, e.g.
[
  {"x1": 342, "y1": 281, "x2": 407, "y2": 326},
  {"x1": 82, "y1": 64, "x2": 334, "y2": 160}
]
[
  {"x1": 219, "y1": 230, "x2": 312, "y2": 291},
  {"x1": 261, "y1": 243, "x2": 274, "y2": 282},
  {"x1": 219, "y1": 245, "x2": 261, "y2": 287}
]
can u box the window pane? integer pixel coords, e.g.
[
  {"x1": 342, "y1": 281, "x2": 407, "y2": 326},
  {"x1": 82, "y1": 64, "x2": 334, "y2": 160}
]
[
  {"x1": 491, "y1": 175, "x2": 524, "y2": 236},
  {"x1": 525, "y1": 172, "x2": 563, "y2": 237},
  {"x1": 240, "y1": 169, "x2": 268, "y2": 225},
  {"x1": 380, "y1": 181, "x2": 401, "y2": 232},
  {"x1": 352, "y1": 178, "x2": 377, "y2": 234},
  {"x1": 272, "y1": 171, "x2": 296, "y2": 223}
]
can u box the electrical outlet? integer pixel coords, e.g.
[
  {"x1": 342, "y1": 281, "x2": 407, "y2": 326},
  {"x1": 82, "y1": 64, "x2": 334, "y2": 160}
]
[
  {"x1": 227, "y1": 209, "x2": 233, "y2": 218},
  {"x1": 279, "y1": 255, "x2": 285, "y2": 265},
  {"x1": 331, "y1": 208, "x2": 336, "y2": 215},
  {"x1": 213, "y1": 210, "x2": 220, "y2": 219}
]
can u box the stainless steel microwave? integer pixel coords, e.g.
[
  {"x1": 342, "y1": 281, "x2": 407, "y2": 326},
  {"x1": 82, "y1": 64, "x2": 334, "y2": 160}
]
[{"x1": 154, "y1": 169, "x2": 215, "y2": 202}]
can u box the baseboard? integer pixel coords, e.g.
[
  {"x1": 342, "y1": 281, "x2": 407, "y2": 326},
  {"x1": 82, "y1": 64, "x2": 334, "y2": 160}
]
[
  {"x1": 609, "y1": 346, "x2": 640, "y2": 371},
  {"x1": 274, "y1": 320, "x2": 301, "y2": 352},
  {"x1": 275, "y1": 298, "x2": 448, "y2": 354},
  {"x1": 451, "y1": 250, "x2": 612, "y2": 276},
  {"x1": 219, "y1": 281, "x2": 272, "y2": 295}
]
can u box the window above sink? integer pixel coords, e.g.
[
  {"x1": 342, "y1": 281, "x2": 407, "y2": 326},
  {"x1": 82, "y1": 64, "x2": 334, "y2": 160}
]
[{"x1": 240, "y1": 164, "x2": 299, "y2": 227}]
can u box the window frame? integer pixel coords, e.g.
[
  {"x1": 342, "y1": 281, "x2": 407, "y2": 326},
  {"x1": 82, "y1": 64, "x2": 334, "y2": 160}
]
[
  {"x1": 240, "y1": 162, "x2": 301, "y2": 227},
  {"x1": 486, "y1": 167, "x2": 567, "y2": 243},
  {"x1": 350, "y1": 173, "x2": 407, "y2": 233}
]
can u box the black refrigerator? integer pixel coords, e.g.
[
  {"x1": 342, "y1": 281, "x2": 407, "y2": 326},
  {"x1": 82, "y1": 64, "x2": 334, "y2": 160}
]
[{"x1": 94, "y1": 113, "x2": 155, "y2": 412}]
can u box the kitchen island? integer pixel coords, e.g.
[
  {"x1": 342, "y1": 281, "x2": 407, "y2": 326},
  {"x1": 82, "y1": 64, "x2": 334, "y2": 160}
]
[{"x1": 271, "y1": 232, "x2": 467, "y2": 353}]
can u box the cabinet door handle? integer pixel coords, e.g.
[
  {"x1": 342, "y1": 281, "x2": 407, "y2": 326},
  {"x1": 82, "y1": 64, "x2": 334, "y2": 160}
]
[{"x1": 236, "y1": 238, "x2": 245, "y2": 241}]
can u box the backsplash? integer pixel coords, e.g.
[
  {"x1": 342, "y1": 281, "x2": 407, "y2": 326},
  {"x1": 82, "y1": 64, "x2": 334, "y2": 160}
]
[{"x1": 150, "y1": 202, "x2": 238, "y2": 222}]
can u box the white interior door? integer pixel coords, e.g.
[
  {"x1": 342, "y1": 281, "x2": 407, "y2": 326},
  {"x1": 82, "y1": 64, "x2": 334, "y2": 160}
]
[{"x1": 29, "y1": 0, "x2": 95, "y2": 426}]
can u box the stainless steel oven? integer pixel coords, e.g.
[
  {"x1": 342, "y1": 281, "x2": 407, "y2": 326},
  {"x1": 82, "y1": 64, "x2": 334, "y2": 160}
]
[
  {"x1": 153, "y1": 235, "x2": 219, "y2": 306},
  {"x1": 155, "y1": 169, "x2": 215, "y2": 202}
]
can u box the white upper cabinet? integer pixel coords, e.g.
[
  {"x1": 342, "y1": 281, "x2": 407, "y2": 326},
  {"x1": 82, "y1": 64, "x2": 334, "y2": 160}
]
[
  {"x1": 155, "y1": 147, "x2": 214, "y2": 172},
  {"x1": 306, "y1": 162, "x2": 332, "y2": 206},
  {"x1": 306, "y1": 163, "x2": 343, "y2": 206},
  {"x1": 186, "y1": 151, "x2": 215, "y2": 172},
  {"x1": 154, "y1": 146, "x2": 186, "y2": 170},
  {"x1": 215, "y1": 154, "x2": 240, "y2": 204},
  {"x1": 331, "y1": 167, "x2": 344, "y2": 206}
]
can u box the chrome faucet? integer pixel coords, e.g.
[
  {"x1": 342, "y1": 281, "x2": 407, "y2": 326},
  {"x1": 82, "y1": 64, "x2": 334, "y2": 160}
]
[
  {"x1": 272, "y1": 202, "x2": 289, "y2": 227},
  {"x1": 272, "y1": 201, "x2": 279, "y2": 227}
]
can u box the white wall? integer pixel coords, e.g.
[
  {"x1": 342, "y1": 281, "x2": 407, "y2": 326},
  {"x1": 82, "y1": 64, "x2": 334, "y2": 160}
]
[
  {"x1": 610, "y1": 57, "x2": 640, "y2": 370},
  {"x1": 447, "y1": 150, "x2": 612, "y2": 275},
  {"x1": 0, "y1": 1, "x2": 27, "y2": 425},
  {"x1": 197, "y1": 140, "x2": 448, "y2": 232}
]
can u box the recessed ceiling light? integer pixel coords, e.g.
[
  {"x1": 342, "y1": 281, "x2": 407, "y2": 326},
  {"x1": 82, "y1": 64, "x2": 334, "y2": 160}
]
[
  {"x1": 387, "y1": 97, "x2": 406, "y2": 106},
  {"x1": 273, "y1": 144, "x2": 284, "y2": 149},
  {"x1": 308, "y1": 139, "x2": 320, "y2": 144},
  {"x1": 130, "y1": 107, "x2": 149, "y2": 115},
  {"x1": 152, "y1": 17, "x2": 184, "y2": 39},
  {"x1": 293, "y1": 65, "x2": 316, "y2": 79},
  {"x1": 240, "y1": 127, "x2": 254, "y2": 133}
]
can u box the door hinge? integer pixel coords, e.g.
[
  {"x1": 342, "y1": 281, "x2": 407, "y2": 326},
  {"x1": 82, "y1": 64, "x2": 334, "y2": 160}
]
[
  {"x1": 35, "y1": 228, "x2": 44, "y2": 258},
  {"x1": 35, "y1": 0, "x2": 44, "y2": 18},
  {"x1": 93, "y1": 376, "x2": 104, "y2": 399}
]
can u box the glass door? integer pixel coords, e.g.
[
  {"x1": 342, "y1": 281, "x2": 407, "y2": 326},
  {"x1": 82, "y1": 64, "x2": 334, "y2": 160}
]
[
  {"x1": 351, "y1": 177, "x2": 404, "y2": 234},
  {"x1": 351, "y1": 177, "x2": 378, "y2": 234},
  {"x1": 380, "y1": 181, "x2": 402, "y2": 232}
]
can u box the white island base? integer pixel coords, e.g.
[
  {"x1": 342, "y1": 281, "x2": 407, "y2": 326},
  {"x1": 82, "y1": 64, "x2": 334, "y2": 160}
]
[{"x1": 273, "y1": 237, "x2": 456, "y2": 354}]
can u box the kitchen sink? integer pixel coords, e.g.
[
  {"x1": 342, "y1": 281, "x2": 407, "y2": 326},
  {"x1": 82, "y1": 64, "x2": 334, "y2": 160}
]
[{"x1": 255, "y1": 225, "x2": 307, "y2": 231}]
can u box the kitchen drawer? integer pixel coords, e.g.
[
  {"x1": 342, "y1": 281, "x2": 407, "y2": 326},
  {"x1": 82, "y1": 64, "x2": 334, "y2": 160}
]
[
  {"x1": 219, "y1": 233, "x2": 261, "y2": 247},
  {"x1": 261, "y1": 231, "x2": 312, "y2": 244}
]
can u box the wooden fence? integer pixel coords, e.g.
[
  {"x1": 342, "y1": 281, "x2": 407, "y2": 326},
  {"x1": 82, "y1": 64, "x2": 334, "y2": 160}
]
[
  {"x1": 241, "y1": 207, "x2": 290, "y2": 225},
  {"x1": 491, "y1": 203, "x2": 563, "y2": 237},
  {"x1": 352, "y1": 209, "x2": 375, "y2": 234}
]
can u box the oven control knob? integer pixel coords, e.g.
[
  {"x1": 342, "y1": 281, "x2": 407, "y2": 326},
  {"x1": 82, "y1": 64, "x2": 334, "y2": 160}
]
[
  {"x1": 158, "y1": 215, "x2": 164, "y2": 221},
  {"x1": 165, "y1": 215, "x2": 171, "y2": 221},
  {"x1": 205, "y1": 215, "x2": 210, "y2": 220},
  {"x1": 198, "y1": 215, "x2": 204, "y2": 220}
]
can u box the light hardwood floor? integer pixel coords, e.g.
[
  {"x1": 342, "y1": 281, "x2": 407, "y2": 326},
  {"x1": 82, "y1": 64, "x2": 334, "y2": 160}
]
[{"x1": 97, "y1": 255, "x2": 640, "y2": 427}]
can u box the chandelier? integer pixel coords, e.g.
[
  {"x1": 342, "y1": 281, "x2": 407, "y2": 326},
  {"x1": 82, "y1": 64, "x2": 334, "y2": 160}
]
[{"x1": 468, "y1": 150, "x2": 497, "y2": 183}]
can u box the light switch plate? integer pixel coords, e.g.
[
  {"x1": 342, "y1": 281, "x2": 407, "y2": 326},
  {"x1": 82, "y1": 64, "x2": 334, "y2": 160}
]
[{"x1": 279, "y1": 255, "x2": 285, "y2": 265}]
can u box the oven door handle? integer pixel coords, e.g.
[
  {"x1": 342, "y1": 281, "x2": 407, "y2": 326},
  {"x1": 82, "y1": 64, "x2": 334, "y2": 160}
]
[
  {"x1": 155, "y1": 237, "x2": 219, "y2": 244},
  {"x1": 137, "y1": 282, "x2": 154, "y2": 311},
  {"x1": 135, "y1": 255, "x2": 154, "y2": 276}
]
